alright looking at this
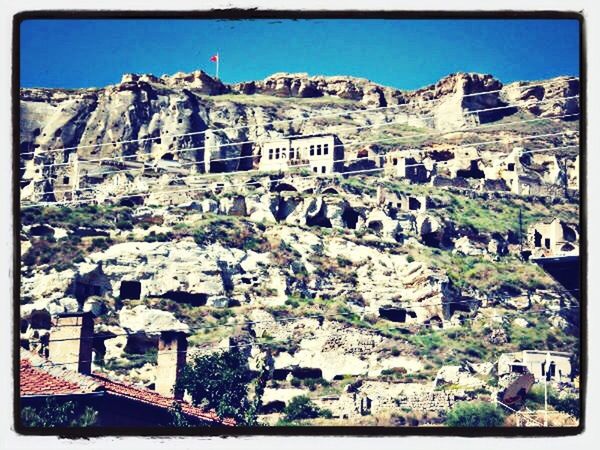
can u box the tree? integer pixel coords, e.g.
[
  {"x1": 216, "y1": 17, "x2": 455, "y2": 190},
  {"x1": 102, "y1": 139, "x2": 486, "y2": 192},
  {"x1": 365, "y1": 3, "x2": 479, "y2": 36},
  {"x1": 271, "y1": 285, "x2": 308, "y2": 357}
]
[
  {"x1": 168, "y1": 401, "x2": 192, "y2": 427},
  {"x1": 283, "y1": 395, "x2": 331, "y2": 422},
  {"x1": 21, "y1": 398, "x2": 98, "y2": 427},
  {"x1": 176, "y1": 348, "x2": 267, "y2": 425},
  {"x1": 445, "y1": 401, "x2": 506, "y2": 427}
]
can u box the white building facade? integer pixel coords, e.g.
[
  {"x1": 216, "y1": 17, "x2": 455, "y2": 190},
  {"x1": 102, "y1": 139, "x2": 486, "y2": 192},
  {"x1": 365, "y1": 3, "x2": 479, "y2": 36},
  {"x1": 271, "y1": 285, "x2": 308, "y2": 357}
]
[{"x1": 258, "y1": 134, "x2": 344, "y2": 174}]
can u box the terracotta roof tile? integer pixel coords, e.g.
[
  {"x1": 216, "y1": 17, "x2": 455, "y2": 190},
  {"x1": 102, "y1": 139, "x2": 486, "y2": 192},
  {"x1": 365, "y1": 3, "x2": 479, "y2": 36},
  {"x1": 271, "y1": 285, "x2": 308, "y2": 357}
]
[
  {"x1": 91, "y1": 374, "x2": 235, "y2": 426},
  {"x1": 19, "y1": 351, "x2": 234, "y2": 426},
  {"x1": 20, "y1": 359, "x2": 96, "y2": 396}
]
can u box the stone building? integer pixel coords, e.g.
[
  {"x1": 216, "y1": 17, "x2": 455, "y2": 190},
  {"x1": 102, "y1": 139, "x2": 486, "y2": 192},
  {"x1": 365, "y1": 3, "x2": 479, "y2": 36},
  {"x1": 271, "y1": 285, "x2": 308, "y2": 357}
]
[
  {"x1": 257, "y1": 133, "x2": 344, "y2": 174},
  {"x1": 375, "y1": 186, "x2": 429, "y2": 212},
  {"x1": 498, "y1": 350, "x2": 572, "y2": 383},
  {"x1": 383, "y1": 150, "x2": 432, "y2": 182},
  {"x1": 527, "y1": 218, "x2": 579, "y2": 258}
]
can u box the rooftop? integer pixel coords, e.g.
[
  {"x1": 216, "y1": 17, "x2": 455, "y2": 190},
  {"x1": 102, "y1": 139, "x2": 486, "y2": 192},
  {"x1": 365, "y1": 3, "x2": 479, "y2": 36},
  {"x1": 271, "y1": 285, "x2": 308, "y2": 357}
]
[{"x1": 19, "y1": 351, "x2": 234, "y2": 426}]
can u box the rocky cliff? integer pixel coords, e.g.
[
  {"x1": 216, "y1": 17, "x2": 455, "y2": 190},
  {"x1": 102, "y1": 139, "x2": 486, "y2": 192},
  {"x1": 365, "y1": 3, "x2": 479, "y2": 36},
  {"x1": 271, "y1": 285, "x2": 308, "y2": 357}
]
[{"x1": 18, "y1": 69, "x2": 581, "y2": 426}]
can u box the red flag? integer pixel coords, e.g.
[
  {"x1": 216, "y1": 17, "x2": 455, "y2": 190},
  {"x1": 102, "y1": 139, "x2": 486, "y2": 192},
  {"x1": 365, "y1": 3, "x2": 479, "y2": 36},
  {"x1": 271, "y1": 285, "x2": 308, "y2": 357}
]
[{"x1": 210, "y1": 54, "x2": 219, "y2": 62}]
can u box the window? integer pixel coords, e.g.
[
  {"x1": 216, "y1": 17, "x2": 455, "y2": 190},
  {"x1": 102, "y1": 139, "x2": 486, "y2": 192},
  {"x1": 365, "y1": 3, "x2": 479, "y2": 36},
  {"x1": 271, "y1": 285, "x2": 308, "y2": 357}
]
[
  {"x1": 321, "y1": 166, "x2": 326, "y2": 174},
  {"x1": 324, "y1": 144, "x2": 329, "y2": 155},
  {"x1": 289, "y1": 148, "x2": 294, "y2": 159},
  {"x1": 63, "y1": 176, "x2": 70, "y2": 184},
  {"x1": 269, "y1": 148, "x2": 273, "y2": 160},
  {"x1": 275, "y1": 148, "x2": 280, "y2": 159},
  {"x1": 317, "y1": 144, "x2": 322, "y2": 155},
  {"x1": 507, "y1": 163, "x2": 515, "y2": 171},
  {"x1": 393, "y1": 158, "x2": 398, "y2": 166},
  {"x1": 545, "y1": 238, "x2": 551, "y2": 249},
  {"x1": 310, "y1": 145, "x2": 315, "y2": 156},
  {"x1": 313, "y1": 166, "x2": 318, "y2": 173}
]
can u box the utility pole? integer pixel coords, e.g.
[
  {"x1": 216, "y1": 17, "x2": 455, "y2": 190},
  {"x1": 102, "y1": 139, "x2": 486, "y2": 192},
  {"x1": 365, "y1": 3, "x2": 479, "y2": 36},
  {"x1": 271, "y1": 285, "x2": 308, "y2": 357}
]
[
  {"x1": 544, "y1": 350, "x2": 550, "y2": 427},
  {"x1": 561, "y1": 156, "x2": 569, "y2": 200},
  {"x1": 519, "y1": 207, "x2": 524, "y2": 256}
]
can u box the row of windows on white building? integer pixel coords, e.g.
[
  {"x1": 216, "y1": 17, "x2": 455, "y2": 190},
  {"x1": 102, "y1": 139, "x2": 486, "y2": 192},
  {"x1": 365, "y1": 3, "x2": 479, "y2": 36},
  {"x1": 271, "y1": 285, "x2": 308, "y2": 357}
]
[{"x1": 267, "y1": 143, "x2": 331, "y2": 160}]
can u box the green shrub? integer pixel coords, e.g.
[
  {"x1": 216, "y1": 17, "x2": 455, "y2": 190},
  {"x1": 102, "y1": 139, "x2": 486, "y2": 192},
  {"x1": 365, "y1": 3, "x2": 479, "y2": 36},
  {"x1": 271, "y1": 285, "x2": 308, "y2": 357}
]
[
  {"x1": 283, "y1": 396, "x2": 322, "y2": 421},
  {"x1": 144, "y1": 231, "x2": 173, "y2": 242},
  {"x1": 554, "y1": 396, "x2": 580, "y2": 418},
  {"x1": 445, "y1": 401, "x2": 506, "y2": 427},
  {"x1": 21, "y1": 398, "x2": 98, "y2": 427}
]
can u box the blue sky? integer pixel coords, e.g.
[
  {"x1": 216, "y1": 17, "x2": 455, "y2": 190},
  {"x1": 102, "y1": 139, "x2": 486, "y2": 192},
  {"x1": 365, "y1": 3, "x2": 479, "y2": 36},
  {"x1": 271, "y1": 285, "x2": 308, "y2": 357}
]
[{"x1": 20, "y1": 19, "x2": 580, "y2": 90}]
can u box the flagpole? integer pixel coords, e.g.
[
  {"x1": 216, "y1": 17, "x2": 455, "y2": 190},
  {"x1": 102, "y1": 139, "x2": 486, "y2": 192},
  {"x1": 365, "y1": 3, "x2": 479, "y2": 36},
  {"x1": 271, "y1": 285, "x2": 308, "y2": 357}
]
[{"x1": 216, "y1": 52, "x2": 220, "y2": 80}]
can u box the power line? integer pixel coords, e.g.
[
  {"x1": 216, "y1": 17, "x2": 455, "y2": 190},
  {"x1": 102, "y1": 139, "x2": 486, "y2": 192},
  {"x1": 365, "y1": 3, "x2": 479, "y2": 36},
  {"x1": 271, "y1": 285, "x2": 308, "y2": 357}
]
[
  {"x1": 26, "y1": 299, "x2": 580, "y2": 346},
  {"x1": 46, "y1": 129, "x2": 577, "y2": 195},
  {"x1": 28, "y1": 299, "x2": 581, "y2": 370},
  {"x1": 20, "y1": 77, "x2": 579, "y2": 158},
  {"x1": 21, "y1": 94, "x2": 579, "y2": 171},
  {"x1": 22, "y1": 110, "x2": 579, "y2": 192},
  {"x1": 21, "y1": 109, "x2": 580, "y2": 203},
  {"x1": 21, "y1": 143, "x2": 580, "y2": 209}
]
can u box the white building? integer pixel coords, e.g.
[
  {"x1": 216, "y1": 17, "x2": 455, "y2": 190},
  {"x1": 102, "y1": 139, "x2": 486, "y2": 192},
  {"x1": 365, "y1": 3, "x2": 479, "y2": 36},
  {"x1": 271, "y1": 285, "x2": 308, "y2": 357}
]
[
  {"x1": 498, "y1": 350, "x2": 572, "y2": 383},
  {"x1": 258, "y1": 134, "x2": 344, "y2": 174}
]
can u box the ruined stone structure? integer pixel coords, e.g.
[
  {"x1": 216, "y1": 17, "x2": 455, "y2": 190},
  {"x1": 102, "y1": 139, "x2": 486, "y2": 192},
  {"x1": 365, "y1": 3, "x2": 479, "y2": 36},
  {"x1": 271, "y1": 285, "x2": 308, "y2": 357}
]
[
  {"x1": 314, "y1": 381, "x2": 468, "y2": 419},
  {"x1": 498, "y1": 350, "x2": 572, "y2": 383},
  {"x1": 376, "y1": 186, "x2": 429, "y2": 213},
  {"x1": 383, "y1": 150, "x2": 432, "y2": 182},
  {"x1": 527, "y1": 218, "x2": 579, "y2": 258}
]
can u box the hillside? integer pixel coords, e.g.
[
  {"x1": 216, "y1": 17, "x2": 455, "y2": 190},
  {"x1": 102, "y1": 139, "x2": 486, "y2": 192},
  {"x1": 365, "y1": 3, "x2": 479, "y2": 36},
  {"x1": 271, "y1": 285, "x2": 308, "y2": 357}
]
[{"x1": 19, "y1": 70, "x2": 581, "y2": 427}]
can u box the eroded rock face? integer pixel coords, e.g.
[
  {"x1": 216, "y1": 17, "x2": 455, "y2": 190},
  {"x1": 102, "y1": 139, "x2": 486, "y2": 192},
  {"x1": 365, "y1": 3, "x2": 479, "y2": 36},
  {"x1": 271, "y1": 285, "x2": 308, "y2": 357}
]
[
  {"x1": 502, "y1": 76, "x2": 579, "y2": 119},
  {"x1": 20, "y1": 70, "x2": 579, "y2": 203},
  {"x1": 119, "y1": 305, "x2": 189, "y2": 334},
  {"x1": 249, "y1": 311, "x2": 424, "y2": 381}
]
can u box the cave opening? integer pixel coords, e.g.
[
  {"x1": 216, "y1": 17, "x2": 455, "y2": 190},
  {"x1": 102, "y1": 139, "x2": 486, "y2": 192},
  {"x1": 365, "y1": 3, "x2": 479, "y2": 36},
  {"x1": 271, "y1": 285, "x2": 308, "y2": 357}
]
[
  {"x1": 456, "y1": 160, "x2": 485, "y2": 179},
  {"x1": 368, "y1": 221, "x2": 383, "y2": 233},
  {"x1": 408, "y1": 197, "x2": 422, "y2": 211},
  {"x1": 306, "y1": 212, "x2": 332, "y2": 228},
  {"x1": 341, "y1": 207, "x2": 360, "y2": 229},
  {"x1": 159, "y1": 291, "x2": 208, "y2": 306},
  {"x1": 120, "y1": 280, "x2": 141, "y2": 300}
]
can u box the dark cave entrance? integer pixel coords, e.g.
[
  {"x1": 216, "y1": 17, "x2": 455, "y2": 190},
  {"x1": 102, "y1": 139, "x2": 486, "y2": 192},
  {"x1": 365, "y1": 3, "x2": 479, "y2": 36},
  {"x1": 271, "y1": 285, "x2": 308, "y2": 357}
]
[{"x1": 120, "y1": 280, "x2": 141, "y2": 300}]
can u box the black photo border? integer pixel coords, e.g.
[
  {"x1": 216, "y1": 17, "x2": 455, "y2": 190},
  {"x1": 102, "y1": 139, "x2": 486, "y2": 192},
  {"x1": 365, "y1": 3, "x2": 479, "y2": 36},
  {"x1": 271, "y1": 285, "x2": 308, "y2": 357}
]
[{"x1": 11, "y1": 8, "x2": 587, "y2": 438}]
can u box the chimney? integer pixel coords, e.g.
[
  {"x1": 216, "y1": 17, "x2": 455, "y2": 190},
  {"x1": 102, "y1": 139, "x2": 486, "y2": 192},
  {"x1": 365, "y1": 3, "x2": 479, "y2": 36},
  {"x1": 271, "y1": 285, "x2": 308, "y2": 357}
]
[
  {"x1": 48, "y1": 312, "x2": 94, "y2": 374},
  {"x1": 156, "y1": 331, "x2": 188, "y2": 400}
]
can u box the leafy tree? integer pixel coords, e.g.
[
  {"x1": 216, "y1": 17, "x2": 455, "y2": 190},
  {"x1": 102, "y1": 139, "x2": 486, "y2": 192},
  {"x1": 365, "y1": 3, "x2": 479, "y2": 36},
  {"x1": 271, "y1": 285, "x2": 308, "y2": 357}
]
[
  {"x1": 445, "y1": 401, "x2": 506, "y2": 427},
  {"x1": 168, "y1": 401, "x2": 192, "y2": 427},
  {"x1": 21, "y1": 398, "x2": 98, "y2": 427},
  {"x1": 283, "y1": 395, "x2": 331, "y2": 422},
  {"x1": 176, "y1": 348, "x2": 267, "y2": 425}
]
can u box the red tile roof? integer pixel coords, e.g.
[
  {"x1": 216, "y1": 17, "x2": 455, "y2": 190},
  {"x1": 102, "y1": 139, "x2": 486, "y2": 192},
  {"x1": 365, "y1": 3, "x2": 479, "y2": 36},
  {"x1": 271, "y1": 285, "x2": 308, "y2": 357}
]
[
  {"x1": 20, "y1": 358, "x2": 101, "y2": 396},
  {"x1": 91, "y1": 374, "x2": 235, "y2": 426},
  {"x1": 20, "y1": 360, "x2": 89, "y2": 396},
  {"x1": 19, "y1": 352, "x2": 234, "y2": 426}
]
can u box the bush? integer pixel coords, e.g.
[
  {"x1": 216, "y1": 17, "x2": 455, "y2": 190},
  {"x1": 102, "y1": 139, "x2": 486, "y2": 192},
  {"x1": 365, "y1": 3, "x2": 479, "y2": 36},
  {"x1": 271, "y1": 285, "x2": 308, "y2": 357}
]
[
  {"x1": 445, "y1": 401, "x2": 506, "y2": 427},
  {"x1": 283, "y1": 396, "x2": 322, "y2": 421},
  {"x1": 554, "y1": 396, "x2": 580, "y2": 418},
  {"x1": 21, "y1": 398, "x2": 97, "y2": 427},
  {"x1": 144, "y1": 231, "x2": 173, "y2": 242}
]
